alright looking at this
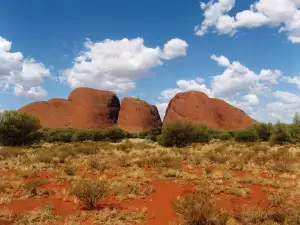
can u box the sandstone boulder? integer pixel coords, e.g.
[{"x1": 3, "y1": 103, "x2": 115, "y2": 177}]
[
  {"x1": 118, "y1": 97, "x2": 162, "y2": 132},
  {"x1": 163, "y1": 91, "x2": 255, "y2": 130},
  {"x1": 19, "y1": 87, "x2": 120, "y2": 129}
]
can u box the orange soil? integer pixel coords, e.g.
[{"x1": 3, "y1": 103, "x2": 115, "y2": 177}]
[{"x1": 1, "y1": 165, "x2": 294, "y2": 224}]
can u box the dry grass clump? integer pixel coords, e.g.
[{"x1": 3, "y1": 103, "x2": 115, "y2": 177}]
[
  {"x1": 143, "y1": 150, "x2": 183, "y2": 169},
  {"x1": 109, "y1": 181, "x2": 155, "y2": 201},
  {"x1": 23, "y1": 180, "x2": 44, "y2": 197},
  {"x1": 13, "y1": 205, "x2": 60, "y2": 225},
  {"x1": 174, "y1": 190, "x2": 229, "y2": 225},
  {"x1": 0, "y1": 147, "x2": 25, "y2": 159},
  {"x1": 88, "y1": 158, "x2": 108, "y2": 172},
  {"x1": 235, "y1": 204, "x2": 300, "y2": 225},
  {"x1": 65, "y1": 208, "x2": 145, "y2": 225},
  {"x1": 70, "y1": 180, "x2": 108, "y2": 209},
  {"x1": 64, "y1": 165, "x2": 77, "y2": 176}
]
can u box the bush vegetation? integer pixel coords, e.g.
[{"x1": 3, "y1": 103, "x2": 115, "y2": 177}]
[
  {"x1": 0, "y1": 110, "x2": 42, "y2": 146},
  {"x1": 3, "y1": 110, "x2": 300, "y2": 148},
  {"x1": 70, "y1": 180, "x2": 107, "y2": 210}
]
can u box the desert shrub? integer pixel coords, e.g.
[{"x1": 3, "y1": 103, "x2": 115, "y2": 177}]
[
  {"x1": 74, "y1": 146, "x2": 98, "y2": 155},
  {"x1": 70, "y1": 180, "x2": 107, "y2": 209},
  {"x1": 42, "y1": 128, "x2": 75, "y2": 143},
  {"x1": 35, "y1": 150, "x2": 54, "y2": 164},
  {"x1": 64, "y1": 166, "x2": 76, "y2": 176},
  {"x1": 71, "y1": 130, "x2": 94, "y2": 142},
  {"x1": 91, "y1": 129, "x2": 105, "y2": 141},
  {"x1": 23, "y1": 180, "x2": 42, "y2": 196},
  {"x1": 0, "y1": 110, "x2": 42, "y2": 146},
  {"x1": 145, "y1": 128, "x2": 162, "y2": 141},
  {"x1": 88, "y1": 159, "x2": 107, "y2": 172},
  {"x1": 194, "y1": 124, "x2": 211, "y2": 143},
  {"x1": 104, "y1": 127, "x2": 126, "y2": 142},
  {"x1": 234, "y1": 129, "x2": 259, "y2": 142},
  {"x1": 13, "y1": 205, "x2": 59, "y2": 225},
  {"x1": 211, "y1": 131, "x2": 232, "y2": 140},
  {"x1": 159, "y1": 122, "x2": 197, "y2": 147},
  {"x1": 251, "y1": 123, "x2": 273, "y2": 141},
  {"x1": 174, "y1": 190, "x2": 228, "y2": 225},
  {"x1": 270, "y1": 122, "x2": 292, "y2": 145},
  {"x1": 0, "y1": 147, "x2": 25, "y2": 159}
]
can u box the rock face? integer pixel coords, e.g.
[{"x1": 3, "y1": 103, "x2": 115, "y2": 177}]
[
  {"x1": 118, "y1": 97, "x2": 162, "y2": 132},
  {"x1": 19, "y1": 87, "x2": 120, "y2": 129},
  {"x1": 163, "y1": 91, "x2": 255, "y2": 130}
]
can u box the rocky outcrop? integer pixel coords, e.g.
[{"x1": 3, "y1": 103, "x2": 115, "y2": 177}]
[
  {"x1": 117, "y1": 97, "x2": 162, "y2": 132},
  {"x1": 19, "y1": 87, "x2": 120, "y2": 129},
  {"x1": 163, "y1": 91, "x2": 255, "y2": 130}
]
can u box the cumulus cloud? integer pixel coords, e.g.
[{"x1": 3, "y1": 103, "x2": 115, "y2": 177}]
[
  {"x1": 0, "y1": 37, "x2": 50, "y2": 98},
  {"x1": 210, "y1": 55, "x2": 281, "y2": 98},
  {"x1": 163, "y1": 38, "x2": 188, "y2": 60},
  {"x1": 61, "y1": 37, "x2": 188, "y2": 93},
  {"x1": 285, "y1": 75, "x2": 300, "y2": 88},
  {"x1": 196, "y1": 0, "x2": 300, "y2": 43},
  {"x1": 195, "y1": 0, "x2": 235, "y2": 36}
]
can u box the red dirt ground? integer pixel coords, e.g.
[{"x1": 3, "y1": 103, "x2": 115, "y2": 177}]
[{"x1": 1, "y1": 165, "x2": 292, "y2": 224}]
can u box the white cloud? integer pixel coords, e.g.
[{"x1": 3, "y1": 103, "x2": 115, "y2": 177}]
[
  {"x1": 0, "y1": 36, "x2": 50, "y2": 99},
  {"x1": 61, "y1": 37, "x2": 188, "y2": 93},
  {"x1": 195, "y1": 0, "x2": 235, "y2": 36},
  {"x1": 285, "y1": 76, "x2": 300, "y2": 88},
  {"x1": 242, "y1": 94, "x2": 260, "y2": 105},
  {"x1": 258, "y1": 69, "x2": 283, "y2": 84},
  {"x1": 210, "y1": 55, "x2": 284, "y2": 98},
  {"x1": 163, "y1": 38, "x2": 188, "y2": 60},
  {"x1": 211, "y1": 55, "x2": 259, "y2": 98},
  {"x1": 196, "y1": 0, "x2": 300, "y2": 43}
]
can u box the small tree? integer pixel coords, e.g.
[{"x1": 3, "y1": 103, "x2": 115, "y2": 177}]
[
  {"x1": 270, "y1": 122, "x2": 292, "y2": 145},
  {"x1": 0, "y1": 110, "x2": 42, "y2": 146},
  {"x1": 251, "y1": 123, "x2": 273, "y2": 141},
  {"x1": 293, "y1": 112, "x2": 300, "y2": 125},
  {"x1": 234, "y1": 129, "x2": 259, "y2": 142}
]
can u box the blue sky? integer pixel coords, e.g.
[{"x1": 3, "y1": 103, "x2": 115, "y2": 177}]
[{"x1": 0, "y1": 0, "x2": 300, "y2": 123}]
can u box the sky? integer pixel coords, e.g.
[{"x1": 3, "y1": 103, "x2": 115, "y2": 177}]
[{"x1": 0, "y1": 0, "x2": 300, "y2": 123}]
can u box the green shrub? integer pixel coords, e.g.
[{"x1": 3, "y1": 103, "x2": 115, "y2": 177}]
[
  {"x1": 159, "y1": 122, "x2": 197, "y2": 148},
  {"x1": 210, "y1": 131, "x2": 232, "y2": 140},
  {"x1": 104, "y1": 127, "x2": 126, "y2": 142},
  {"x1": 251, "y1": 123, "x2": 273, "y2": 141},
  {"x1": 42, "y1": 128, "x2": 75, "y2": 143},
  {"x1": 270, "y1": 122, "x2": 292, "y2": 145},
  {"x1": 234, "y1": 129, "x2": 259, "y2": 142},
  {"x1": 217, "y1": 131, "x2": 232, "y2": 140},
  {"x1": 70, "y1": 180, "x2": 107, "y2": 209},
  {"x1": 0, "y1": 110, "x2": 42, "y2": 146},
  {"x1": 71, "y1": 130, "x2": 94, "y2": 142},
  {"x1": 91, "y1": 129, "x2": 105, "y2": 141},
  {"x1": 290, "y1": 123, "x2": 300, "y2": 143},
  {"x1": 194, "y1": 124, "x2": 211, "y2": 143}
]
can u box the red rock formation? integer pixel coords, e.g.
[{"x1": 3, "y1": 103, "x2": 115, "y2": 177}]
[
  {"x1": 19, "y1": 87, "x2": 120, "y2": 129},
  {"x1": 163, "y1": 91, "x2": 255, "y2": 130},
  {"x1": 118, "y1": 97, "x2": 162, "y2": 132}
]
